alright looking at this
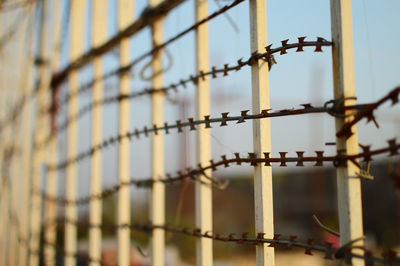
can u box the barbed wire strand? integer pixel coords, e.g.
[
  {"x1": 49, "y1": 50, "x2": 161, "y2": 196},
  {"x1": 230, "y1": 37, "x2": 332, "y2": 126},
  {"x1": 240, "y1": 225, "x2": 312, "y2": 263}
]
[
  {"x1": 45, "y1": 37, "x2": 332, "y2": 136},
  {"x1": 38, "y1": 138, "x2": 400, "y2": 205},
  {"x1": 40, "y1": 100, "x2": 355, "y2": 169},
  {"x1": 39, "y1": 87, "x2": 400, "y2": 169},
  {"x1": 336, "y1": 86, "x2": 400, "y2": 139},
  {"x1": 43, "y1": 218, "x2": 400, "y2": 265}
]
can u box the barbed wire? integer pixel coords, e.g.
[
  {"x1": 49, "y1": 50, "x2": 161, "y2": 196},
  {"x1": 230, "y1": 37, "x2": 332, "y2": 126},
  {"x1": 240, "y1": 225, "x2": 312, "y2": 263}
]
[
  {"x1": 336, "y1": 86, "x2": 400, "y2": 139},
  {"x1": 41, "y1": 100, "x2": 355, "y2": 170},
  {"x1": 39, "y1": 87, "x2": 400, "y2": 169},
  {"x1": 39, "y1": 138, "x2": 400, "y2": 205},
  {"x1": 6, "y1": 210, "x2": 106, "y2": 265},
  {"x1": 45, "y1": 37, "x2": 332, "y2": 135},
  {"x1": 50, "y1": 0, "x2": 246, "y2": 90},
  {"x1": 44, "y1": 219, "x2": 400, "y2": 265},
  {"x1": 0, "y1": 0, "x2": 245, "y2": 134}
]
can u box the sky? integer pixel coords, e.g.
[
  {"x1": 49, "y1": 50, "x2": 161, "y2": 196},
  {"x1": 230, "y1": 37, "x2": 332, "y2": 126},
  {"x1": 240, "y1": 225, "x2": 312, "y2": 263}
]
[{"x1": 1, "y1": 0, "x2": 400, "y2": 203}]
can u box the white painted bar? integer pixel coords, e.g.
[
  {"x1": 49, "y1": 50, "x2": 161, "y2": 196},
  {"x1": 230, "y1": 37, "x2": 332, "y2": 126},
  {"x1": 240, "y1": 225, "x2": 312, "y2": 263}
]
[
  {"x1": 194, "y1": 1, "x2": 213, "y2": 265},
  {"x1": 249, "y1": 0, "x2": 275, "y2": 265},
  {"x1": 117, "y1": 1, "x2": 134, "y2": 265},
  {"x1": 330, "y1": 1, "x2": 364, "y2": 265},
  {"x1": 149, "y1": 0, "x2": 165, "y2": 265},
  {"x1": 18, "y1": 8, "x2": 35, "y2": 266},
  {"x1": 29, "y1": 1, "x2": 52, "y2": 264},
  {"x1": 0, "y1": 13, "x2": 8, "y2": 266},
  {"x1": 9, "y1": 8, "x2": 32, "y2": 264},
  {"x1": 44, "y1": 0, "x2": 62, "y2": 264},
  {"x1": 64, "y1": 1, "x2": 86, "y2": 265},
  {"x1": 89, "y1": 0, "x2": 108, "y2": 265}
]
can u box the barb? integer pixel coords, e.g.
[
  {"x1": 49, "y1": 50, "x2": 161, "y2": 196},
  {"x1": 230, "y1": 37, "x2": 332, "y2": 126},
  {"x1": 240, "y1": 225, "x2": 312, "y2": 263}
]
[
  {"x1": 336, "y1": 86, "x2": 400, "y2": 139},
  {"x1": 45, "y1": 219, "x2": 399, "y2": 265},
  {"x1": 43, "y1": 99, "x2": 357, "y2": 169},
  {"x1": 40, "y1": 139, "x2": 400, "y2": 205},
  {"x1": 46, "y1": 36, "x2": 332, "y2": 134}
]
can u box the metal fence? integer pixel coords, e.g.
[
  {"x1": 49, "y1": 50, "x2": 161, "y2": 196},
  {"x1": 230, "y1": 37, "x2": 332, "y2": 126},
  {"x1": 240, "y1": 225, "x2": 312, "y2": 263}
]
[{"x1": 0, "y1": 0, "x2": 399, "y2": 265}]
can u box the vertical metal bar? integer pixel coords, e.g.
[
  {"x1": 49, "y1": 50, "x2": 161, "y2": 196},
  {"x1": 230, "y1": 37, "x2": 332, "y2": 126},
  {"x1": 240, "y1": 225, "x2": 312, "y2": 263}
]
[
  {"x1": 330, "y1": 1, "x2": 364, "y2": 265},
  {"x1": 9, "y1": 153, "x2": 20, "y2": 266},
  {"x1": 117, "y1": 1, "x2": 134, "y2": 265},
  {"x1": 18, "y1": 12, "x2": 35, "y2": 266},
  {"x1": 249, "y1": 0, "x2": 275, "y2": 265},
  {"x1": 10, "y1": 9, "x2": 34, "y2": 262},
  {"x1": 29, "y1": 0, "x2": 51, "y2": 264},
  {"x1": 0, "y1": 13, "x2": 9, "y2": 265},
  {"x1": 149, "y1": 1, "x2": 165, "y2": 265},
  {"x1": 64, "y1": 1, "x2": 86, "y2": 265},
  {"x1": 2, "y1": 186, "x2": 10, "y2": 266},
  {"x1": 89, "y1": 0, "x2": 107, "y2": 265},
  {"x1": 194, "y1": 1, "x2": 213, "y2": 265},
  {"x1": 44, "y1": 0, "x2": 62, "y2": 265}
]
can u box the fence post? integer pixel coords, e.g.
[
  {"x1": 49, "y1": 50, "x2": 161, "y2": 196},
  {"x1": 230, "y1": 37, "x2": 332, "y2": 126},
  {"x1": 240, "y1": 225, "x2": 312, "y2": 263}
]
[
  {"x1": 11, "y1": 7, "x2": 36, "y2": 263},
  {"x1": 44, "y1": 0, "x2": 62, "y2": 264},
  {"x1": 194, "y1": 0, "x2": 213, "y2": 265},
  {"x1": 249, "y1": 0, "x2": 275, "y2": 265},
  {"x1": 64, "y1": 0, "x2": 86, "y2": 265},
  {"x1": 149, "y1": 0, "x2": 166, "y2": 265},
  {"x1": 29, "y1": 0, "x2": 51, "y2": 264},
  {"x1": 330, "y1": 1, "x2": 364, "y2": 265},
  {"x1": 117, "y1": 1, "x2": 134, "y2": 265},
  {"x1": 89, "y1": 1, "x2": 108, "y2": 265},
  {"x1": 0, "y1": 13, "x2": 9, "y2": 261},
  {"x1": 18, "y1": 12, "x2": 35, "y2": 266}
]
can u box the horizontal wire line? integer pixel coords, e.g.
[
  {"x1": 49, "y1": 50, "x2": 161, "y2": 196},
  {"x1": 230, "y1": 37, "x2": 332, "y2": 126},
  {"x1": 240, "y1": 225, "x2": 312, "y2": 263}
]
[
  {"x1": 37, "y1": 88, "x2": 400, "y2": 169},
  {"x1": 42, "y1": 219, "x2": 399, "y2": 265},
  {"x1": 38, "y1": 139, "x2": 400, "y2": 205}
]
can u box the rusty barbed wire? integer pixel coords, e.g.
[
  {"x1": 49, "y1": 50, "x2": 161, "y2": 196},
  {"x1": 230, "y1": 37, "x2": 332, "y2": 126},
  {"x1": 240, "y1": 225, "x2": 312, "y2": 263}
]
[
  {"x1": 0, "y1": 0, "x2": 245, "y2": 134},
  {"x1": 44, "y1": 36, "x2": 332, "y2": 137},
  {"x1": 6, "y1": 210, "x2": 107, "y2": 265},
  {"x1": 50, "y1": 0, "x2": 247, "y2": 105},
  {"x1": 337, "y1": 86, "x2": 400, "y2": 139},
  {"x1": 40, "y1": 138, "x2": 400, "y2": 205},
  {"x1": 42, "y1": 97, "x2": 366, "y2": 170},
  {"x1": 42, "y1": 87, "x2": 400, "y2": 168},
  {"x1": 44, "y1": 218, "x2": 400, "y2": 265}
]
